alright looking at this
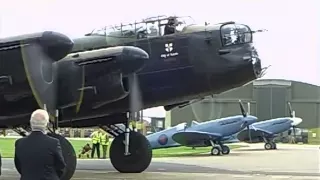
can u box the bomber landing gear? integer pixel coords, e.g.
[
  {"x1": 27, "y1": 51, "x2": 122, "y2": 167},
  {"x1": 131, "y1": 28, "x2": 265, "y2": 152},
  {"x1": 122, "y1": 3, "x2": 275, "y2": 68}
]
[
  {"x1": 209, "y1": 140, "x2": 230, "y2": 156},
  {"x1": 47, "y1": 133, "x2": 77, "y2": 180},
  {"x1": 109, "y1": 112, "x2": 152, "y2": 173},
  {"x1": 44, "y1": 108, "x2": 76, "y2": 180}
]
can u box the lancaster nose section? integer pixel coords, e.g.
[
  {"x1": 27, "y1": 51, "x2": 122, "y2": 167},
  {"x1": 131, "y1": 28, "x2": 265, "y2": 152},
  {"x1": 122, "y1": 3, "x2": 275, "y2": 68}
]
[
  {"x1": 242, "y1": 47, "x2": 263, "y2": 78},
  {"x1": 121, "y1": 46, "x2": 149, "y2": 74},
  {"x1": 289, "y1": 117, "x2": 303, "y2": 126}
]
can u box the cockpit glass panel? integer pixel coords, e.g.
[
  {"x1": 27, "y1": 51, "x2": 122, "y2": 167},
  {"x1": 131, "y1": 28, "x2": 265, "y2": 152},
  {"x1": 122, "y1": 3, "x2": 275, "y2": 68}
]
[
  {"x1": 175, "y1": 16, "x2": 195, "y2": 31},
  {"x1": 91, "y1": 27, "x2": 106, "y2": 36},
  {"x1": 105, "y1": 26, "x2": 121, "y2": 37},
  {"x1": 221, "y1": 24, "x2": 252, "y2": 46},
  {"x1": 88, "y1": 16, "x2": 196, "y2": 38},
  {"x1": 119, "y1": 23, "x2": 136, "y2": 37},
  {"x1": 146, "y1": 21, "x2": 159, "y2": 37}
]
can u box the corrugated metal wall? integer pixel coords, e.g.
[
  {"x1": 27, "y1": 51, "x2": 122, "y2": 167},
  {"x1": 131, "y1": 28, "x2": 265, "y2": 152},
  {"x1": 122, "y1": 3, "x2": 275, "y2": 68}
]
[
  {"x1": 256, "y1": 87, "x2": 287, "y2": 120},
  {"x1": 169, "y1": 80, "x2": 320, "y2": 128}
]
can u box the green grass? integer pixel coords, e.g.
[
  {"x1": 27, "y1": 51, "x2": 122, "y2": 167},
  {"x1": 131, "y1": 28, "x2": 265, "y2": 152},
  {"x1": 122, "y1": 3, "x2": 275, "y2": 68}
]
[
  {"x1": 308, "y1": 128, "x2": 320, "y2": 145},
  {"x1": 0, "y1": 137, "x2": 245, "y2": 158}
]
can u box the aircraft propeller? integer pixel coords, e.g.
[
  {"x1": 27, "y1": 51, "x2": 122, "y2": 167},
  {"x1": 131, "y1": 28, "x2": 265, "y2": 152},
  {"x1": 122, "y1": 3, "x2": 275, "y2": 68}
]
[
  {"x1": 21, "y1": 42, "x2": 59, "y2": 122},
  {"x1": 128, "y1": 73, "x2": 144, "y2": 128},
  {"x1": 190, "y1": 95, "x2": 223, "y2": 122},
  {"x1": 287, "y1": 102, "x2": 297, "y2": 139},
  {"x1": 239, "y1": 100, "x2": 253, "y2": 143},
  {"x1": 19, "y1": 32, "x2": 74, "y2": 129}
]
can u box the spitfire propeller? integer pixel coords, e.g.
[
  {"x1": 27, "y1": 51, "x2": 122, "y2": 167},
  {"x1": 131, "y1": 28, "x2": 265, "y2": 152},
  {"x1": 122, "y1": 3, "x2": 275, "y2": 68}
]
[
  {"x1": 239, "y1": 100, "x2": 253, "y2": 142},
  {"x1": 287, "y1": 102, "x2": 302, "y2": 140}
]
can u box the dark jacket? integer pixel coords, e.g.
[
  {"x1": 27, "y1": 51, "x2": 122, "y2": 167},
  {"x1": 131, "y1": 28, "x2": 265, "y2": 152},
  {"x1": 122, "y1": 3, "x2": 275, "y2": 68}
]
[{"x1": 14, "y1": 131, "x2": 66, "y2": 180}]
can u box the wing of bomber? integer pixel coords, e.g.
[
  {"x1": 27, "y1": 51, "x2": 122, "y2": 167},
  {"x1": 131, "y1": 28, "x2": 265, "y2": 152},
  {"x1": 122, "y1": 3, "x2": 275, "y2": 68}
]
[{"x1": 0, "y1": 31, "x2": 73, "y2": 115}]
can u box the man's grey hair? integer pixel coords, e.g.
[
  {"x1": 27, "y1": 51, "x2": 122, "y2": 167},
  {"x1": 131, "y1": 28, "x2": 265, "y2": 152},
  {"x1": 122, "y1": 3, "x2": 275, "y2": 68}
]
[{"x1": 30, "y1": 109, "x2": 49, "y2": 131}]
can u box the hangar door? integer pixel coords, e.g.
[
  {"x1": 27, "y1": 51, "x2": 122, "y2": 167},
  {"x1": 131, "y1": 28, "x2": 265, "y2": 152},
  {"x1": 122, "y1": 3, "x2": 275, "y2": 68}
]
[{"x1": 256, "y1": 87, "x2": 287, "y2": 120}]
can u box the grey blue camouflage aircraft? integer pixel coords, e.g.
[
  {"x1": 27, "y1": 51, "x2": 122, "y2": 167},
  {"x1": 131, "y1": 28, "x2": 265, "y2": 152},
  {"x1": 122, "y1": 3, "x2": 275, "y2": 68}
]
[
  {"x1": 147, "y1": 100, "x2": 257, "y2": 155},
  {"x1": 237, "y1": 102, "x2": 303, "y2": 150}
]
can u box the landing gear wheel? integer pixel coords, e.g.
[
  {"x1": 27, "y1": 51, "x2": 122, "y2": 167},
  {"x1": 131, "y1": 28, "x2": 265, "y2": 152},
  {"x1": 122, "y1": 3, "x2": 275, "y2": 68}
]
[
  {"x1": 271, "y1": 142, "x2": 277, "y2": 149},
  {"x1": 211, "y1": 146, "x2": 221, "y2": 156},
  {"x1": 48, "y1": 133, "x2": 77, "y2": 180},
  {"x1": 264, "y1": 142, "x2": 273, "y2": 150},
  {"x1": 221, "y1": 145, "x2": 230, "y2": 155},
  {"x1": 110, "y1": 131, "x2": 152, "y2": 173}
]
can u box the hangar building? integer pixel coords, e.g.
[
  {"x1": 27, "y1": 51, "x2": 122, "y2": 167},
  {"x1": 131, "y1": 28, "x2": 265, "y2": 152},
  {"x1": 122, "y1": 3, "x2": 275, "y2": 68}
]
[{"x1": 166, "y1": 79, "x2": 320, "y2": 129}]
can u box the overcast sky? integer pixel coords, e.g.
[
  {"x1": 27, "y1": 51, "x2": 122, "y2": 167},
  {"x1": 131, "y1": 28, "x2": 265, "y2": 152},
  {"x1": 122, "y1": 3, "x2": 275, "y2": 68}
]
[{"x1": 0, "y1": 0, "x2": 318, "y2": 117}]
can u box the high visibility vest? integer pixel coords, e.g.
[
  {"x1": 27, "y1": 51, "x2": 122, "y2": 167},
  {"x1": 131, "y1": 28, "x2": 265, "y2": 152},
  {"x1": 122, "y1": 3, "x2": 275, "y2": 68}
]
[
  {"x1": 100, "y1": 134, "x2": 109, "y2": 145},
  {"x1": 91, "y1": 131, "x2": 101, "y2": 144}
]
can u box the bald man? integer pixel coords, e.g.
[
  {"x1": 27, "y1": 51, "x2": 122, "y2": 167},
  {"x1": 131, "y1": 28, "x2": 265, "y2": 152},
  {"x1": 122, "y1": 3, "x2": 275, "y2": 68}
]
[{"x1": 14, "y1": 109, "x2": 66, "y2": 180}]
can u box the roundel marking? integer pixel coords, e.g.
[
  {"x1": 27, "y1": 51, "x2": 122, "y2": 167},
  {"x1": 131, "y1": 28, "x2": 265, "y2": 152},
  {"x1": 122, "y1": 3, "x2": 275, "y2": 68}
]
[{"x1": 157, "y1": 134, "x2": 168, "y2": 145}]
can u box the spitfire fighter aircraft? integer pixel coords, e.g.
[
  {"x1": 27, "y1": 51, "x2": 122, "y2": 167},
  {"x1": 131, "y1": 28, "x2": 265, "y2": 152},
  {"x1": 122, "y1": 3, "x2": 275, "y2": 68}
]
[
  {"x1": 237, "y1": 102, "x2": 303, "y2": 150},
  {"x1": 147, "y1": 101, "x2": 257, "y2": 155},
  {"x1": 0, "y1": 15, "x2": 265, "y2": 179}
]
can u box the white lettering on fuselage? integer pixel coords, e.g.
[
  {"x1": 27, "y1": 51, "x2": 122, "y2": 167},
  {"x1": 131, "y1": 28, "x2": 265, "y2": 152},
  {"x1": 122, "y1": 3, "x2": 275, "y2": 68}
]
[
  {"x1": 161, "y1": 42, "x2": 179, "y2": 59},
  {"x1": 160, "y1": 52, "x2": 179, "y2": 58}
]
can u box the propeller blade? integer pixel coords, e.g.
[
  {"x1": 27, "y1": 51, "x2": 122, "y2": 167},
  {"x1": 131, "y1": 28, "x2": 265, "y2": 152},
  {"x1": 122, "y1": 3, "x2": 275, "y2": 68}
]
[
  {"x1": 129, "y1": 73, "x2": 143, "y2": 120},
  {"x1": 21, "y1": 43, "x2": 58, "y2": 119},
  {"x1": 288, "y1": 102, "x2": 293, "y2": 117},
  {"x1": 238, "y1": 100, "x2": 247, "y2": 117},
  {"x1": 190, "y1": 96, "x2": 222, "y2": 121},
  {"x1": 247, "y1": 102, "x2": 251, "y2": 115}
]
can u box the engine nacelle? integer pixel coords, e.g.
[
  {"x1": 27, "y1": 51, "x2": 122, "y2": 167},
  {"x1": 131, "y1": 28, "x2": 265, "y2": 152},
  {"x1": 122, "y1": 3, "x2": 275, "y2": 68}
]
[
  {"x1": 90, "y1": 72, "x2": 129, "y2": 109},
  {"x1": 63, "y1": 46, "x2": 149, "y2": 75},
  {"x1": 57, "y1": 59, "x2": 129, "y2": 109}
]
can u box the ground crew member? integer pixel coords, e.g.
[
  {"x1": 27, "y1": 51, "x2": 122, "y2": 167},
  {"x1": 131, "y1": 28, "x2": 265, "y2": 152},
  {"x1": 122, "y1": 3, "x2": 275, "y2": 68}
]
[
  {"x1": 100, "y1": 131, "x2": 110, "y2": 159},
  {"x1": 90, "y1": 129, "x2": 102, "y2": 158}
]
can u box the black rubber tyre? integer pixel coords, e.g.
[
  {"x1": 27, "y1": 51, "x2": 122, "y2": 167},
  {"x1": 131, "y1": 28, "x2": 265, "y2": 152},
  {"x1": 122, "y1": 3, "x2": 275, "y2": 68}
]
[
  {"x1": 211, "y1": 146, "x2": 221, "y2": 156},
  {"x1": 271, "y1": 142, "x2": 277, "y2": 150},
  {"x1": 110, "y1": 131, "x2": 152, "y2": 173},
  {"x1": 48, "y1": 133, "x2": 77, "y2": 180},
  {"x1": 264, "y1": 142, "x2": 273, "y2": 150},
  {"x1": 221, "y1": 145, "x2": 230, "y2": 155}
]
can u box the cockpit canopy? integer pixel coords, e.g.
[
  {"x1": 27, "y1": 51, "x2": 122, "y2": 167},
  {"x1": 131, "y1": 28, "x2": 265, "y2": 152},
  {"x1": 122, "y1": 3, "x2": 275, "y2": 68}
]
[
  {"x1": 86, "y1": 15, "x2": 195, "y2": 38},
  {"x1": 220, "y1": 23, "x2": 252, "y2": 46}
]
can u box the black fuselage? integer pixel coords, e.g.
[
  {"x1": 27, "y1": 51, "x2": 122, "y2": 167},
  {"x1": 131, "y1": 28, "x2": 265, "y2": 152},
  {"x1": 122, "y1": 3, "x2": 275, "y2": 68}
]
[{"x1": 0, "y1": 24, "x2": 262, "y2": 128}]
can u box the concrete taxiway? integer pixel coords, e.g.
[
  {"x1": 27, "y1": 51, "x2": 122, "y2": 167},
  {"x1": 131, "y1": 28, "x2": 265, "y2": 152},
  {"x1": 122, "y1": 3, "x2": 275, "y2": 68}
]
[{"x1": 1, "y1": 143, "x2": 320, "y2": 180}]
